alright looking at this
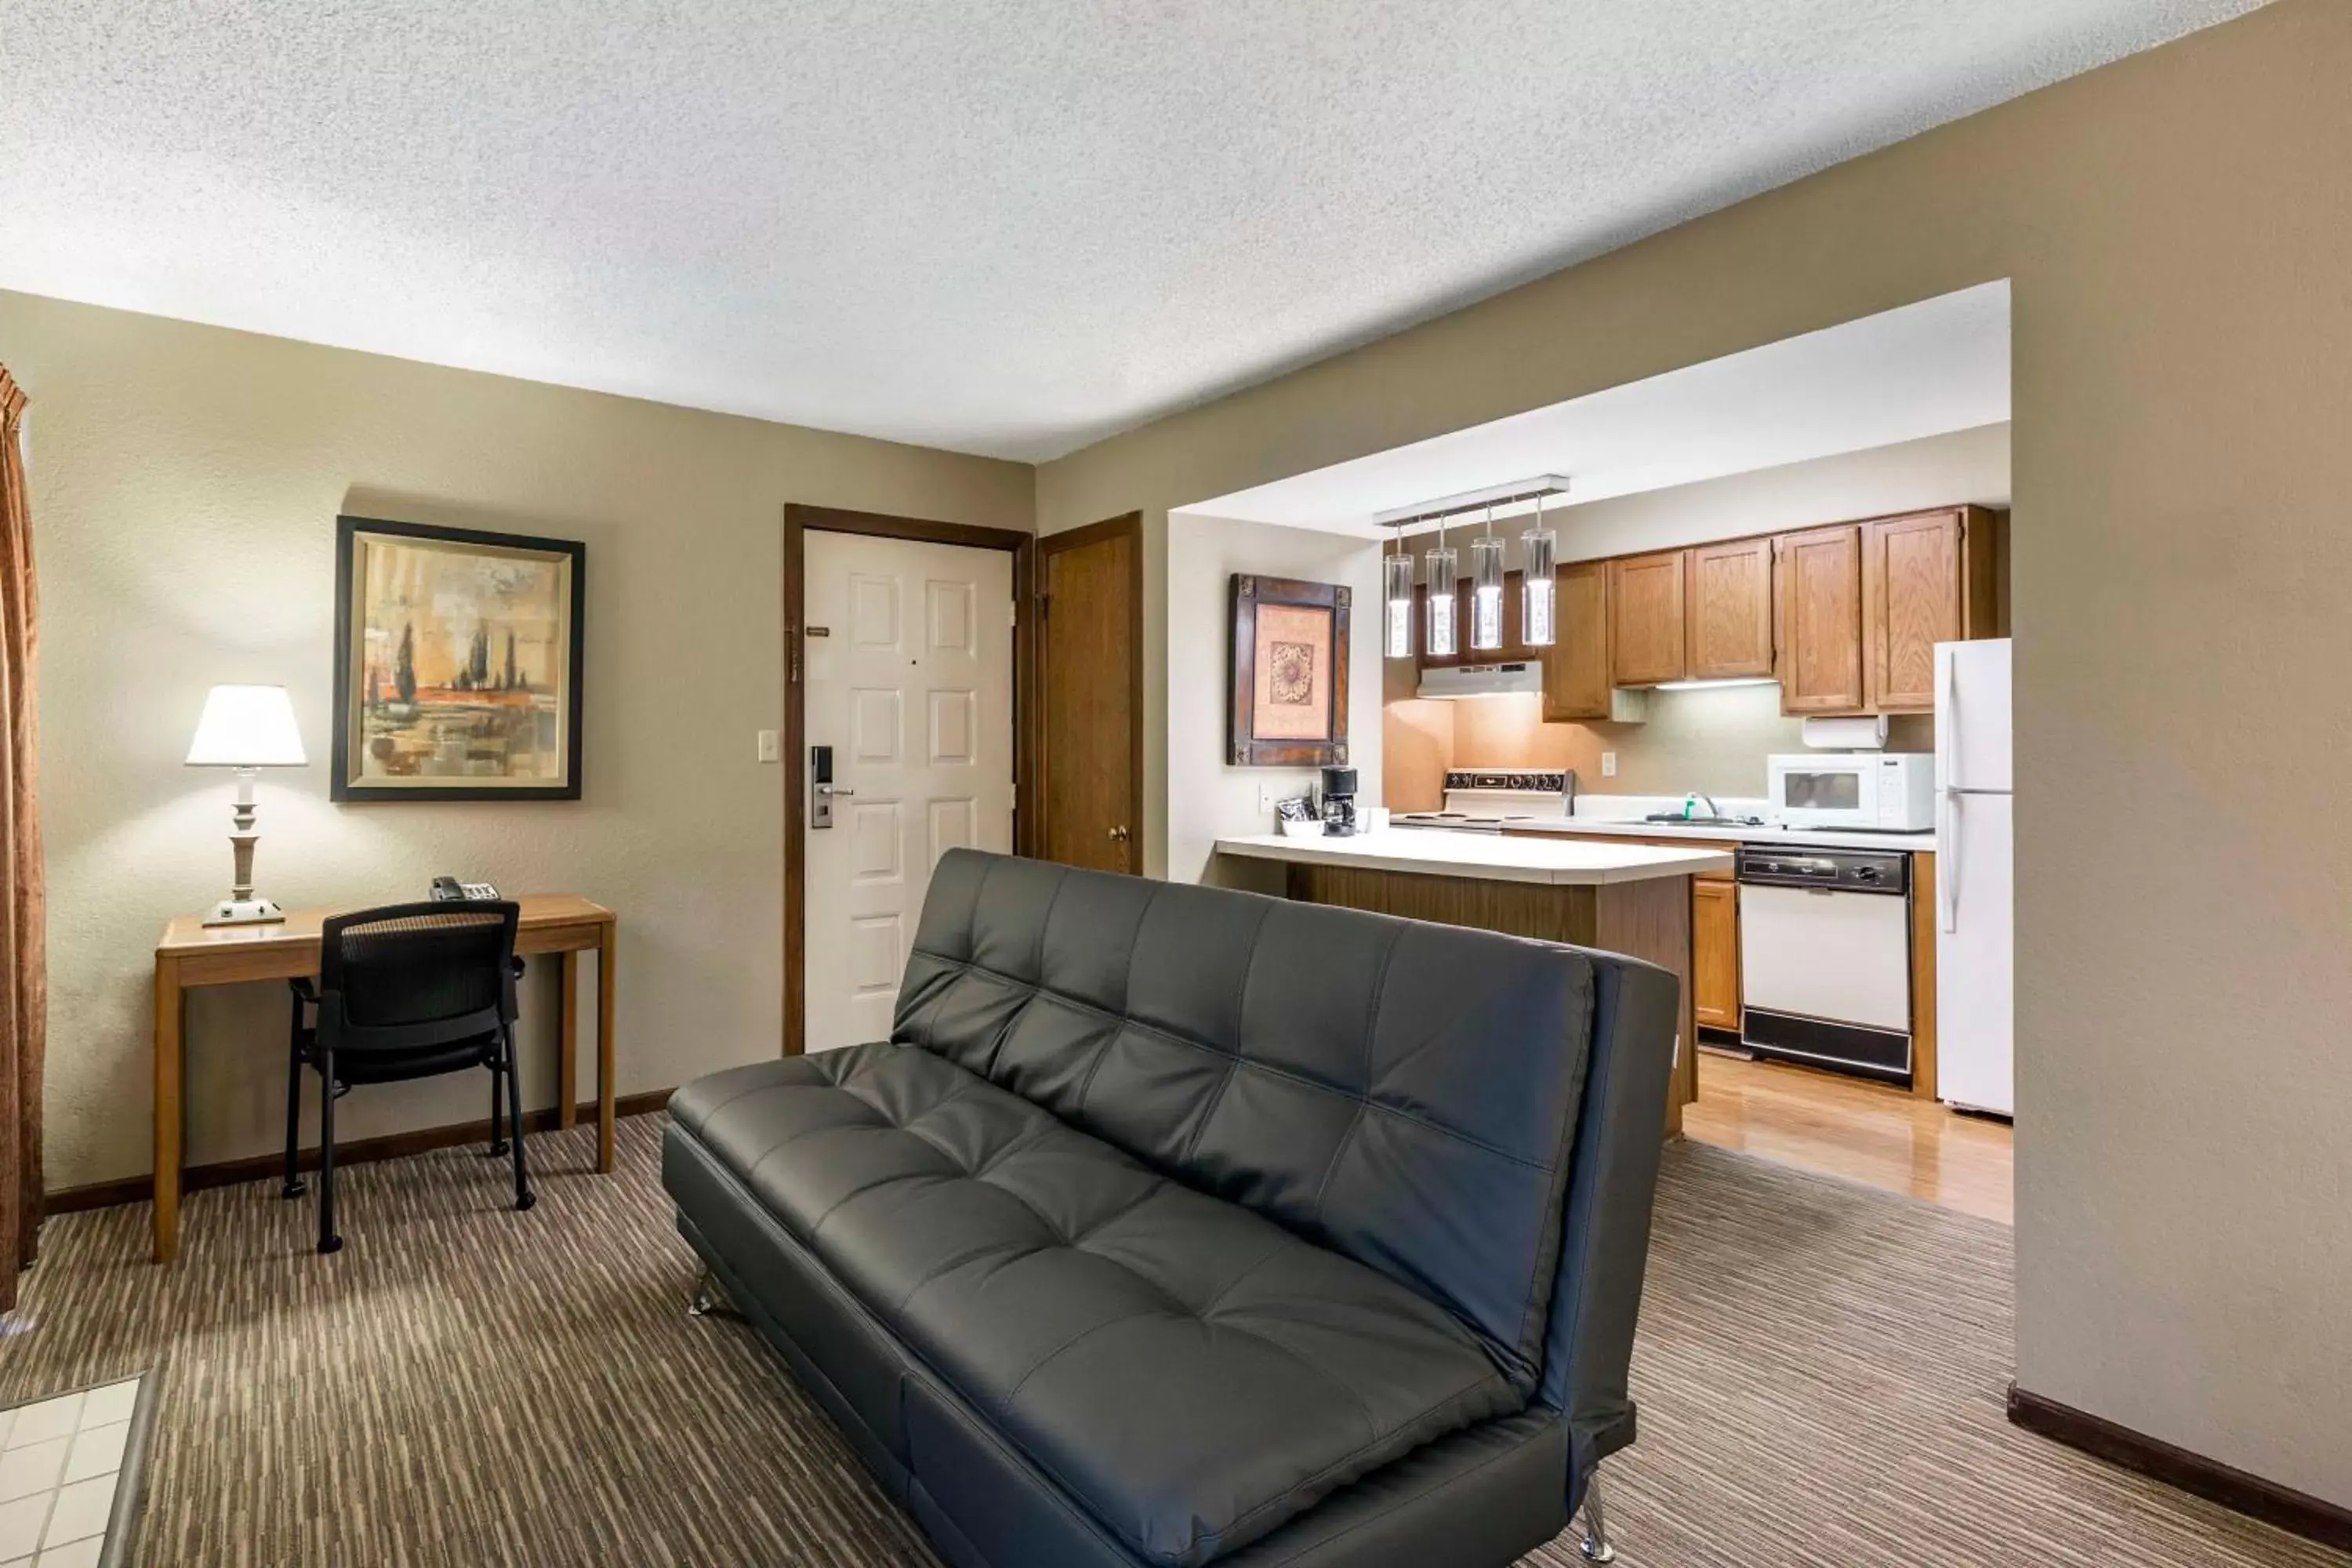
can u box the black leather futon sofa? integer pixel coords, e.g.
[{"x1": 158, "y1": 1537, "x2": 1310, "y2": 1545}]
[{"x1": 664, "y1": 850, "x2": 1679, "y2": 1568}]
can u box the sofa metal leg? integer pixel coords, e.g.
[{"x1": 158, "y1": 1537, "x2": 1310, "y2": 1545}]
[
  {"x1": 688, "y1": 1268, "x2": 724, "y2": 1319},
  {"x1": 1577, "y1": 1472, "x2": 1616, "y2": 1563}
]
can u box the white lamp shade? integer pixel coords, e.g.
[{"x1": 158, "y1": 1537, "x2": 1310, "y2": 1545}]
[{"x1": 185, "y1": 684, "x2": 307, "y2": 767}]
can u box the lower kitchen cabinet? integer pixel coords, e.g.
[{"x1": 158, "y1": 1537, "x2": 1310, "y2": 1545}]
[{"x1": 1691, "y1": 875, "x2": 1740, "y2": 1030}]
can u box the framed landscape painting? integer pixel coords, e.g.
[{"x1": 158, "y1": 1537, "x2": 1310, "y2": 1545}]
[
  {"x1": 332, "y1": 515, "x2": 586, "y2": 801},
  {"x1": 1229, "y1": 573, "x2": 1349, "y2": 768}
]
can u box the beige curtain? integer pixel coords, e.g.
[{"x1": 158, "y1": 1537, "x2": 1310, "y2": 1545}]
[{"x1": 0, "y1": 365, "x2": 44, "y2": 1307}]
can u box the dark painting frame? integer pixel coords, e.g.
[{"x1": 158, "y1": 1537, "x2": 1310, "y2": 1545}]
[
  {"x1": 1229, "y1": 573, "x2": 1350, "y2": 768},
  {"x1": 331, "y1": 514, "x2": 586, "y2": 802}
]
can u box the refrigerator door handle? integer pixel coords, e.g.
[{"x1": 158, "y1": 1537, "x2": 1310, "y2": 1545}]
[
  {"x1": 1939, "y1": 789, "x2": 1961, "y2": 933},
  {"x1": 1940, "y1": 647, "x2": 1959, "y2": 789}
]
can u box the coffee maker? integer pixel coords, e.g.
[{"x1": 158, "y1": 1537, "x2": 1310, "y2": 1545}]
[{"x1": 1318, "y1": 767, "x2": 1359, "y2": 836}]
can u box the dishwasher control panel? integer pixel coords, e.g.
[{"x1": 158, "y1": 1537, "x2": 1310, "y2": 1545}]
[{"x1": 1736, "y1": 845, "x2": 1909, "y2": 895}]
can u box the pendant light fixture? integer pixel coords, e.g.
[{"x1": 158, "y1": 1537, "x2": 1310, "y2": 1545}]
[
  {"x1": 1520, "y1": 489, "x2": 1559, "y2": 648},
  {"x1": 1383, "y1": 524, "x2": 1415, "y2": 659},
  {"x1": 1469, "y1": 506, "x2": 1505, "y2": 653},
  {"x1": 1424, "y1": 518, "x2": 1457, "y2": 660}
]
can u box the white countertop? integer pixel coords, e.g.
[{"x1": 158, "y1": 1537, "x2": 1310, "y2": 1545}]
[
  {"x1": 1491, "y1": 816, "x2": 1936, "y2": 854},
  {"x1": 1214, "y1": 829, "x2": 1734, "y2": 886}
]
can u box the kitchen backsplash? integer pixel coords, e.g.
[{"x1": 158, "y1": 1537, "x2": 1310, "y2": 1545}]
[{"x1": 1381, "y1": 679, "x2": 1933, "y2": 811}]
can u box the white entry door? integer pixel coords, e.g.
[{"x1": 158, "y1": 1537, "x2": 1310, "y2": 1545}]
[{"x1": 804, "y1": 532, "x2": 1014, "y2": 1051}]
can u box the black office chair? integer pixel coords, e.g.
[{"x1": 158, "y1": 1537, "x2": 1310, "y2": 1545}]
[{"x1": 283, "y1": 900, "x2": 533, "y2": 1254}]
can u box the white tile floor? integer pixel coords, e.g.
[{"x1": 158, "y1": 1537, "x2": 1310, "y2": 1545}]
[{"x1": 0, "y1": 1378, "x2": 141, "y2": 1567}]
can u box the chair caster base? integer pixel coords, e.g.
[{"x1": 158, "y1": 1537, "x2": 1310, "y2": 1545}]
[
  {"x1": 1578, "y1": 1539, "x2": 1616, "y2": 1564},
  {"x1": 281, "y1": 1178, "x2": 307, "y2": 1200},
  {"x1": 318, "y1": 1235, "x2": 344, "y2": 1255},
  {"x1": 688, "y1": 1268, "x2": 726, "y2": 1319},
  {"x1": 485, "y1": 1142, "x2": 510, "y2": 1157},
  {"x1": 514, "y1": 1191, "x2": 536, "y2": 1212}
]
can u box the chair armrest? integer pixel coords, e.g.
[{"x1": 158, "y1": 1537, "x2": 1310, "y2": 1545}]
[{"x1": 509, "y1": 956, "x2": 528, "y2": 978}]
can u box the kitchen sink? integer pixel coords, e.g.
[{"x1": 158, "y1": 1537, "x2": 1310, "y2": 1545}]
[{"x1": 1641, "y1": 812, "x2": 1766, "y2": 828}]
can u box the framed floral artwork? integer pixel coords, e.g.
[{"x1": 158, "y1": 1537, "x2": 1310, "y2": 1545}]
[{"x1": 1228, "y1": 573, "x2": 1349, "y2": 768}]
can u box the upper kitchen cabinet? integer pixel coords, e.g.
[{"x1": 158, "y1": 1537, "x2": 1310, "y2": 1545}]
[
  {"x1": 1541, "y1": 560, "x2": 1613, "y2": 720},
  {"x1": 1609, "y1": 550, "x2": 1687, "y2": 686},
  {"x1": 1684, "y1": 537, "x2": 1775, "y2": 680},
  {"x1": 1774, "y1": 524, "x2": 1866, "y2": 713},
  {"x1": 1862, "y1": 506, "x2": 2006, "y2": 711}
]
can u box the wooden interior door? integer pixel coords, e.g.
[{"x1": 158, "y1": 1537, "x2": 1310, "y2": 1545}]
[
  {"x1": 1775, "y1": 524, "x2": 1865, "y2": 714},
  {"x1": 1608, "y1": 550, "x2": 1687, "y2": 686},
  {"x1": 1863, "y1": 510, "x2": 1963, "y2": 712},
  {"x1": 1685, "y1": 537, "x2": 1775, "y2": 679},
  {"x1": 1039, "y1": 514, "x2": 1142, "y2": 873}
]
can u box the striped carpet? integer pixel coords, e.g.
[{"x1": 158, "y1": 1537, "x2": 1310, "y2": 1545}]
[{"x1": 0, "y1": 1117, "x2": 2339, "y2": 1568}]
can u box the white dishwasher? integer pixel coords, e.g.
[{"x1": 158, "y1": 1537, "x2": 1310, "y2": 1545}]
[{"x1": 1737, "y1": 845, "x2": 1915, "y2": 1084}]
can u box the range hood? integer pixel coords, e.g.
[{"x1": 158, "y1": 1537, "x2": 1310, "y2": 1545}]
[{"x1": 1417, "y1": 662, "x2": 1544, "y2": 700}]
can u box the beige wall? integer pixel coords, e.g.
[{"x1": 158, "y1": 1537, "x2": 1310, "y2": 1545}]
[
  {"x1": 1386, "y1": 426, "x2": 2006, "y2": 804},
  {"x1": 2, "y1": 289, "x2": 1032, "y2": 1191},
  {"x1": 1164, "y1": 513, "x2": 1384, "y2": 886},
  {"x1": 1039, "y1": 2, "x2": 2352, "y2": 1507}
]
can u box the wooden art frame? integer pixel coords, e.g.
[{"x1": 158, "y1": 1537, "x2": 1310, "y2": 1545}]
[
  {"x1": 332, "y1": 514, "x2": 586, "y2": 802},
  {"x1": 1229, "y1": 573, "x2": 1349, "y2": 768}
]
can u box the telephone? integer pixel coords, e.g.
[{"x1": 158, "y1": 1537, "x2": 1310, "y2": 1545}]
[{"x1": 430, "y1": 876, "x2": 501, "y2": 902}]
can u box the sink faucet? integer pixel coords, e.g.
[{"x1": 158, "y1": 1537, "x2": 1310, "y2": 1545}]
[{"x1": 1686, "y1": 793, "x2": 1720, "y2": 819}]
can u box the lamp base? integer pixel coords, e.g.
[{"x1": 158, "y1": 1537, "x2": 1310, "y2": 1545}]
[{"x1": 205, "y1": 896, "x2": 286, "y2": 927}]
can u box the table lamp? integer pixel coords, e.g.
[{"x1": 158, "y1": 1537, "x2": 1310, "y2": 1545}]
[{"x1": 185, "y1": 684, "x2": 307, "y2": 925}]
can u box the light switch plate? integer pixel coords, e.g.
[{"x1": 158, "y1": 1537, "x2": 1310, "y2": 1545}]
[
  {"x1": 756, "y1": 729, "x2": 781, "y2": 763},
  {"x1": 1601, "y1": 752, "x2": 1617, "y2": 777}
]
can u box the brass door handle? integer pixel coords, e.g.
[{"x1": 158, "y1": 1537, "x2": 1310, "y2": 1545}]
[{"x1": 1109, "y1": 826, "x2": 1131, "y2": 842}]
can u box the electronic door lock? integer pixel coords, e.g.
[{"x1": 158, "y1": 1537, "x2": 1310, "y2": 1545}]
[{"x1": 811, "y1": 744, "x2": 840, "y2": 829}]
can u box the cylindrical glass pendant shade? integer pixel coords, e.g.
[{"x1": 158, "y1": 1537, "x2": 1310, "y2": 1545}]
[
  {"x1": 1469, "y1": 535, "x2": 1505, "y2": 652},
  {"x1": 1520, "y1": 525, "x2": 1557, "y2": 648},
  {"x1": 1383, "y1": 546, "x2": 1415, "y2": 659},
  {"x1": 1424, "y1": 543, "x2": 1458, "y2": 659}
]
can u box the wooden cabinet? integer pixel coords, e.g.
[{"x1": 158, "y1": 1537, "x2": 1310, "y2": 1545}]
[
  {"x1": 1691, "y1": 875, "x2": 1740, "y2": 1030},
  {"x1": 1541, "y1": 561, "x2": 1613, "y2": 720},
  {"x1": 1684, "y1": 537, "x2": 1775, "y2": 680},
  {"x1": 1608, "y1": 550, "x2": 1687, "y2": 686},
  {"x1": 1862, "y1": 506, "x2": 2004, "y2": 712},
  {"x1": 1774, "y1": 524, "x2": 1867, "y2": 714}
]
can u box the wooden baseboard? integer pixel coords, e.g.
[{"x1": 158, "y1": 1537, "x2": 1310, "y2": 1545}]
[
  {"x1": 2008, "y1": 1384, "x2": 2352, "y2": 1551},
  {"x1": 43, "y1": 1090, "x2": 673, "y2": 1217}
]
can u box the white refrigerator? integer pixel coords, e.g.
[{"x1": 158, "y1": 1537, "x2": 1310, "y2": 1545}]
[{"x1": 1934, "y1": 637, "x2": 2014, "y2": 1116}]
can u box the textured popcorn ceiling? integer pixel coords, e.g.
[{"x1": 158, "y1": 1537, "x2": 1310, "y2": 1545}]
[{"x1": 0, "y1": 2, "x2": 2264, "y2": 460}]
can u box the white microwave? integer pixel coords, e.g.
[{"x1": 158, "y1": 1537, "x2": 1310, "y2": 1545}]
[{"x1": 1768, "y1": 752, "x2": 1935, "y2": 832}]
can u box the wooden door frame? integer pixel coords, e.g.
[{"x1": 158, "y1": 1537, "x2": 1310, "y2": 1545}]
[
  {"x1": 782, "y1": 503, "x2": 1036, "y2": 1056},
  {"x1": 1036, "y1": 513, "x2": 1145, "y2": 876}
]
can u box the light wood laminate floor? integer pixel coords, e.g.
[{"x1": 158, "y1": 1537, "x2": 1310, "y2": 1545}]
[{"x1": 1682, "y1": 1054, "x2": 2015, "y2": 1224}]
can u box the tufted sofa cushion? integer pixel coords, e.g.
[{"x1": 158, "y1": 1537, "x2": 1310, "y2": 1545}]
[
  {"x1": 670, "y1": 1043, "x2": 1522, "y2": 1568},
  {"x1": 891, "y1": 850, "x2": 1598, "y2": 1389}
]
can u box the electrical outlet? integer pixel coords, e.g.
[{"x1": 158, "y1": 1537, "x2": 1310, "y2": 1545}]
[
  {"x1": 1601, "y1": 752, "x2": 1617, "y2": 778},
  {"x1": 756, "y1": 729, "x2": 782, "y2": 763}
]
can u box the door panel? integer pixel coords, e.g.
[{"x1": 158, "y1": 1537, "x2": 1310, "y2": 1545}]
[
  {"x1": 1936, "y1": 791, "x2": 2013, "y2": 1115},
  {"x1": 1691, "y1": 877, "x2": 1740, "y2": 1029},
  {"x1": 1541, "y1": 561, "x2": 1611, "y2": 720},
  {"x1": 804, "y1": 532, "x2": 1014, "y2": 1051},
  {"x1": 1775, "y1": 524, "x2": 1864, "y2": 714},
  {"x1": 1608, "y1": 550, "x2": 1686, "y2": 686},
  {"x1": 1864, "y1": 510, "x2": 1962, "y2": 712},
  {"x1": 1040, "y1": 517, "x2": 1142, "y2": 873},
  {"x1": 1685, "y1": 537, "x2": 1774, "y2": 679}
]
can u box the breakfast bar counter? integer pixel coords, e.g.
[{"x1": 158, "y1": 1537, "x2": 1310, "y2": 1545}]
[{"x1": 1211, "y1": 829, "x2": 1721, "y2": 1131}]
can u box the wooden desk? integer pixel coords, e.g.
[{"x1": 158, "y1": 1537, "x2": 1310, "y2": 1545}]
[{"x1": 151, "y1": 895, "x2": 617, "y2": 1264}]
